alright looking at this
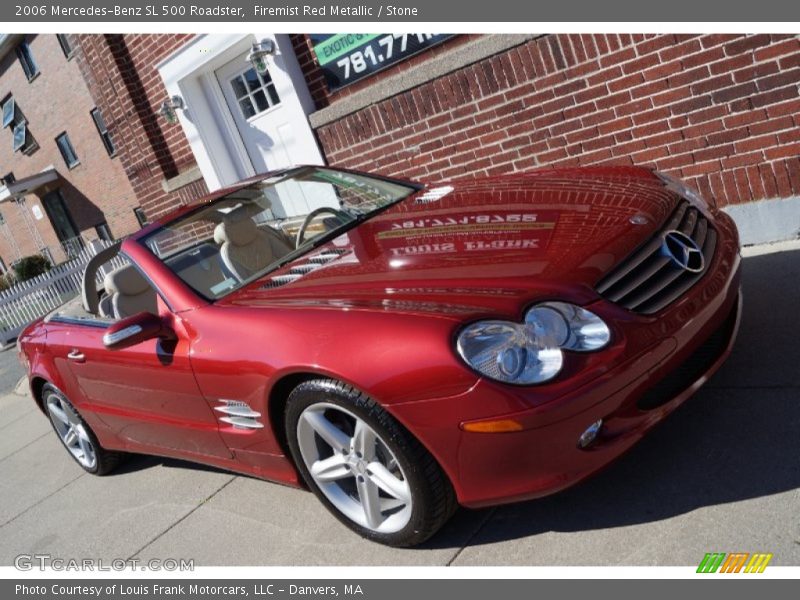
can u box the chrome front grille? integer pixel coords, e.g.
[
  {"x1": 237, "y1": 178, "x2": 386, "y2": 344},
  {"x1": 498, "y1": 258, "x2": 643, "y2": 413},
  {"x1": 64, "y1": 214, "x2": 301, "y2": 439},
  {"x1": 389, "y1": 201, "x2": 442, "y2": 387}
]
[{"x1": 596, "y1": 201, "x2": 717, "y2": 314}]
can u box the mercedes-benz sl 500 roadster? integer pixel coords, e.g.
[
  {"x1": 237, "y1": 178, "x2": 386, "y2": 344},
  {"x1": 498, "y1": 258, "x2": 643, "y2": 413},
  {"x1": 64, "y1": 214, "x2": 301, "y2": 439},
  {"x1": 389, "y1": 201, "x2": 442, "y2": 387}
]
[{"x1": 18, "y1": 166, "x2": 741, "y2": 546}]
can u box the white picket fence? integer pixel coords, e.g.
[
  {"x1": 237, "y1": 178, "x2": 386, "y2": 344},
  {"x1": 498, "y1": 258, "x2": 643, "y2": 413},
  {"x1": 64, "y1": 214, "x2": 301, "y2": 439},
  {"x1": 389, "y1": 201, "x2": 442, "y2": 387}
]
[{"x1": 0, "y1": 240, "x2": 127, "y2": 346}]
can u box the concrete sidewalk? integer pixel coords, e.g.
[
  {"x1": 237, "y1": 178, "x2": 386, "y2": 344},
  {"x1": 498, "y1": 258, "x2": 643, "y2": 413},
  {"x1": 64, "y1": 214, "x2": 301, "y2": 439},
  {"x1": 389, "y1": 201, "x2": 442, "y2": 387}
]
[{"x1": 1, "y1": 241, "x2": 799, "y2": 566}]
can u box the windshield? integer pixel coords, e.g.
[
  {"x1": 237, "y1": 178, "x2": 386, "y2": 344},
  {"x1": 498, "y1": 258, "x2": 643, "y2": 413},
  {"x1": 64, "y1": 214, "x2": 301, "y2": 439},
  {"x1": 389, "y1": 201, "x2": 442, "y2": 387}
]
[{"x1": 140, "y1": 167, "x2": 418, "y2": 300}]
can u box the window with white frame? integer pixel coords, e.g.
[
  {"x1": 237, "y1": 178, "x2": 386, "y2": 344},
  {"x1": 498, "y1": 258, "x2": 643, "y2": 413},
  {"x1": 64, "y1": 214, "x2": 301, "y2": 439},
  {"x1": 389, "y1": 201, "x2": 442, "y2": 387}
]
[{"x1": 229, "y1": 66, "x2": 281, "y2": 120}]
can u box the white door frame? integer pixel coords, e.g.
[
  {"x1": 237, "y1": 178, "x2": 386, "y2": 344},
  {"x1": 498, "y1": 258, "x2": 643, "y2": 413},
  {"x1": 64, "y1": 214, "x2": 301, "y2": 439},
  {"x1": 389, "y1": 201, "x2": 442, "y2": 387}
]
[{"x1": 157, "y1": 33, "x2": 323, "y2": 192}]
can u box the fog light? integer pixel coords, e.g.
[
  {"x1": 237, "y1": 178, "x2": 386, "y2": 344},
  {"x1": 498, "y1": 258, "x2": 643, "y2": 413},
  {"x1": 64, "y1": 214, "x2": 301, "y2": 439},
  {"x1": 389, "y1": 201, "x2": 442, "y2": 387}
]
[{"x1": 578, "y1": 419, "x2": 603, "y2": 448}]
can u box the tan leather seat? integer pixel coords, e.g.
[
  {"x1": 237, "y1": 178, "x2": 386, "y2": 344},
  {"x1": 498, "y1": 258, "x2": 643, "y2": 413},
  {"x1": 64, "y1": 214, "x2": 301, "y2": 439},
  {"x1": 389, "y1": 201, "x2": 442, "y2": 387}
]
[
  {"x1": 98, "y1": 294, "x2": 114, "y2": 319},
  {"x1": 103, "y1": 264, "x2": 158, "y2": 319},
  {"x1": 213, "y1": 209, "x2": 292, "y2": 281}
]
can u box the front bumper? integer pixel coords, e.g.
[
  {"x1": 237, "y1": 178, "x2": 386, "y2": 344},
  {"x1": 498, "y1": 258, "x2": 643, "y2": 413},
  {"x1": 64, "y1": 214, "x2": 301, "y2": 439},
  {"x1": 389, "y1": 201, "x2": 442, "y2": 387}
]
[{"x1": 388, "y1": 209, "x2": 742, "y2": 508}]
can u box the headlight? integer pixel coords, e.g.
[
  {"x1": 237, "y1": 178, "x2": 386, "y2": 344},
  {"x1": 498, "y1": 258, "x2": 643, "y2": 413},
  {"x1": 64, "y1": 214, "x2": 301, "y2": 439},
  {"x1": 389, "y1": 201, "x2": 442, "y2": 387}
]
[
  {"x1": 456, "y1": 302, "x2": 610, "y2": 385},
  {"x1": 655, "y1": 171, "x2": 712, "y2": 209}
]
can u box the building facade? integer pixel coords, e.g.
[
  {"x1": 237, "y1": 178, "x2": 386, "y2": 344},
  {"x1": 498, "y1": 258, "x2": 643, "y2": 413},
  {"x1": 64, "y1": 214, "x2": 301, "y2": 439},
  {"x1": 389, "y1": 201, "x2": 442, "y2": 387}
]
[
  {"x1": 0, "y1": 34, "x2": 141, "y2": 270},
  {"x1": 73, "y1": 34, "x2": 210, "y2": 223},
  {"x1": 300, "y1": 33, "x2": 800, "y2": 245},
  {"x1": 72, "y1": 33, "x2": 800, "y2": 244}
]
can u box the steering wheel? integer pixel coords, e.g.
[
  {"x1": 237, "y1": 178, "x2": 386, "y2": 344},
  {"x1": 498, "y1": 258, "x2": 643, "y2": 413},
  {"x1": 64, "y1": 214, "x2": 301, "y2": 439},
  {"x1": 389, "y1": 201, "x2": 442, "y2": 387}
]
[{"x1": 295, "y1": 207, "x2": 350, "y2": 248}]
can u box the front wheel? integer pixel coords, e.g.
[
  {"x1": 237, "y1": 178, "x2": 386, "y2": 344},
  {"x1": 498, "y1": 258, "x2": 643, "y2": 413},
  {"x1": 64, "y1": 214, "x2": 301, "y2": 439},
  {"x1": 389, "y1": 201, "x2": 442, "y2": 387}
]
[{"x1": 285, "y1": 379, "x2": 456, "y2": 546}]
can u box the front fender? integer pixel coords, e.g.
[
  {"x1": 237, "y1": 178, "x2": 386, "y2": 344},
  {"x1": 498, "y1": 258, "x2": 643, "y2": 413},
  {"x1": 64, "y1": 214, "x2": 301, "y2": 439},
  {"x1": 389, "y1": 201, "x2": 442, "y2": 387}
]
[{"x1": 188, "y1": 305, "x2": 478, "y2": 407}]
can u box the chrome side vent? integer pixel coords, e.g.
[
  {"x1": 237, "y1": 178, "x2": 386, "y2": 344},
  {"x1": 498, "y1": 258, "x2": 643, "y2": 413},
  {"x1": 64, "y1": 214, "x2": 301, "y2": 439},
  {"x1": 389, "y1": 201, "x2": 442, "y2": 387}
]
[
  {"x1": 290, "y1": 263, "x2": 321, "y2": 274},
  {"x1": 260, "y1": 273, "x2": 302, "y2": 290},
  {"x1": 415, "y1": 185, "x2": 454, "y2": 204},
  {"x1": 273, "y1": 273, "x2": 302, "y2": 284},
  {"x1": 215, "y1": 400, "x2": 264, "y2": 430},
  {"x1": 307, "y1": 252, "x2": 344, "y2": 264}
]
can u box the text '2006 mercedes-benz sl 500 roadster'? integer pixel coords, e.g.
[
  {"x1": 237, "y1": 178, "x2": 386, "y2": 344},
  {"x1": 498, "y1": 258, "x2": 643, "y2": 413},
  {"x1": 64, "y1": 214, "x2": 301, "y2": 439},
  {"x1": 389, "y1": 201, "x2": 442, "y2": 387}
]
[{"x1": 18, "y1": 165, "x2": 741, "y2": 546}]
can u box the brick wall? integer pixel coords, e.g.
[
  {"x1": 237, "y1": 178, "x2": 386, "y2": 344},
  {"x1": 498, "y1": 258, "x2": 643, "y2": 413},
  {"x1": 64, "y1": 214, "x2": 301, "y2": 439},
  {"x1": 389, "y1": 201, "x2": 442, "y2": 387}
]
[
  {"x1": 74, "y1": 33, "x2": 208, "y2": 222},
  {"x1": 0, "y1": 34, "x2": 140, "y2": 266},
  {"x1": 307, "y1": 34, "x2": 800, "y2": 208}
]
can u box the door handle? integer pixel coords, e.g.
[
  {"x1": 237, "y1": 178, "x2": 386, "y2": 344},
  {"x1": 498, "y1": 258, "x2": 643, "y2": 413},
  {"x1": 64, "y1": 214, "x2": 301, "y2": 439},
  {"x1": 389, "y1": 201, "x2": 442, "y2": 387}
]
[{"x1": 67, "y1": 349, "x2": 85, "y2": 362}]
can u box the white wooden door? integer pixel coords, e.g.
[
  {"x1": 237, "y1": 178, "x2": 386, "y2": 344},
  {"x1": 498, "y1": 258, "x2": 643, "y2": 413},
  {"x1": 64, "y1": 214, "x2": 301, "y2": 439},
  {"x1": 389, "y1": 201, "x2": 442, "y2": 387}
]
[{"x1": 215, "y1": 52, "x2": 325, "y2": 218}]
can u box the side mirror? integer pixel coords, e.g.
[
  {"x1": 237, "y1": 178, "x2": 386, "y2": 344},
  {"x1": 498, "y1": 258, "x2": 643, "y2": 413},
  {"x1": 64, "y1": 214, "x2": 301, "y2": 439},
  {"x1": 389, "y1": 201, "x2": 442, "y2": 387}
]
[{"x1": 103, "y1": 312, "x2": 173, "y2": 350}]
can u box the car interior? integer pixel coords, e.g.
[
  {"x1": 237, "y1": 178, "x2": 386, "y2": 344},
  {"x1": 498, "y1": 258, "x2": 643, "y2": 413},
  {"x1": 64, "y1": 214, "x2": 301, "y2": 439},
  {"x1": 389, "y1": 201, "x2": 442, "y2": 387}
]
[
  {"x1": 47, "y1": 200, "x2": 337, "y2": 326},
  {"x1": 145, "y1": 203, "x2": 298, "y2": 300},
  {"x1": 47, "y1": 168, "x2": 415, "y2": 326},
  {"x1": 140, "y1": 188, "x2": 349, "y2": 300},
  {"x1": 213, "y1": 205, "x2": 294, "y2": 281},
  {"x1": 97, "y1": 264, "x2": 158, "y2": 320}
]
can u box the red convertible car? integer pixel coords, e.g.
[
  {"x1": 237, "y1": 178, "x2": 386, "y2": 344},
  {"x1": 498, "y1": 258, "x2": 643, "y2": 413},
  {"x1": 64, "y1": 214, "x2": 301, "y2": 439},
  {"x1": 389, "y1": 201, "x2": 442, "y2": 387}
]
[{"x1": 18, "y1": 166, "x2": 741, "y2": 546}]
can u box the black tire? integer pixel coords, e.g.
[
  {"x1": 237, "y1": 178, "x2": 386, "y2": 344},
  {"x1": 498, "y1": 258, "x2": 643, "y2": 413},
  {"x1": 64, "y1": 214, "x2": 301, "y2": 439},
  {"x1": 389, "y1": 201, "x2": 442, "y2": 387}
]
[
  {"x1": 285, "y1": 378, "x2": 457, "y2": 547},
  {"x1": 42, "y1": 384, "x2": 124, "y2": 475}
]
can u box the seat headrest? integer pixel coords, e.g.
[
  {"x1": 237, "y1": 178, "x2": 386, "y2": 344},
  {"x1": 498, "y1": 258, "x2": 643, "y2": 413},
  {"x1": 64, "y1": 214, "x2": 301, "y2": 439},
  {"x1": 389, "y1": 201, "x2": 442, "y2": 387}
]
[
  {"x1": 104, "y1": 264, "x2": 151, "y2": 296},
  {"x1": 214, "y1": 210, "x2": 259, "y2": 247}
]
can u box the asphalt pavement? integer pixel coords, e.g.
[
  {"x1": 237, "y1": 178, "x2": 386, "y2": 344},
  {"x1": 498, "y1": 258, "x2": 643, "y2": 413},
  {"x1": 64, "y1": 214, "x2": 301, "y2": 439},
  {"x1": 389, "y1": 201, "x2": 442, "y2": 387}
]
[{"x1": 0, "y1": 241, "x2": 798, "y2": 566}]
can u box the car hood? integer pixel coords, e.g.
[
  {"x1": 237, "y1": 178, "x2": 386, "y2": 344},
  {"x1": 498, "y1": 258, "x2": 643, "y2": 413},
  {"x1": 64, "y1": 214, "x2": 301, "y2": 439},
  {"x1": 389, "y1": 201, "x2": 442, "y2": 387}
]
[{"x1": 220, "y1": 166, "x2": 679, "y2": 319}]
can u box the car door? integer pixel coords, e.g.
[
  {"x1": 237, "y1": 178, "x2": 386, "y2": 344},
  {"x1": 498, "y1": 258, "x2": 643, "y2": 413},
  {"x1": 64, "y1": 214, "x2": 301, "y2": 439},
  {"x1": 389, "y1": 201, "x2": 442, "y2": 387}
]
[{"x1": 48, "y1": 308, "x2": 232, "y2": 460}]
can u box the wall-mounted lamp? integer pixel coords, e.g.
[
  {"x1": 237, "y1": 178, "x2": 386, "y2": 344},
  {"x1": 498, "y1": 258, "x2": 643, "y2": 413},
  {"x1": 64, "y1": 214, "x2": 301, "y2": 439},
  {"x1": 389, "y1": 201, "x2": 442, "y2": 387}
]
[
  {"x1": 159, "y1": 95, "x2": 185, "y2": 125},
  {"x1": 247, "y1": 39, "x2": 276, "y2": 76}
]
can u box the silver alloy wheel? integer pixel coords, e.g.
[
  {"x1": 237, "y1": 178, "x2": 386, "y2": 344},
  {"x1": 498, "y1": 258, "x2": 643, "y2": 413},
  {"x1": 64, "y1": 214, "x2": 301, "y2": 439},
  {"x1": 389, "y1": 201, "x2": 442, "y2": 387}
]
[
  {"x1": 296, "y1": 402, "x2": 412, "y2": 533},
  {"x1": 46, "y1": 395, "x2": 97, "y2": 470}
]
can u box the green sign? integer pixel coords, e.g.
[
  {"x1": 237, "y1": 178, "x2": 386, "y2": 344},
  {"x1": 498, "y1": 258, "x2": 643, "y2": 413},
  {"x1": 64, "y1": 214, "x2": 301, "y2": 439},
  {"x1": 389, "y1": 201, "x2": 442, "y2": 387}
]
[{"x1": 309, "y1": 34, "x2": 455, "y2": 91}]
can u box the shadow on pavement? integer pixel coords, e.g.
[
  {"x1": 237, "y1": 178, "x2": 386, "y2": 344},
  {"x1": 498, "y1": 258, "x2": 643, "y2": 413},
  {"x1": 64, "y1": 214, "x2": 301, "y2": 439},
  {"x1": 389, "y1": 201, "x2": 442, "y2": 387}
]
[
  {"x1": 423, "y1": 247, "x2": 800, "y2": 549},
  {"x1": 112, "y1": 454, "x2": 233, "y2": 477}
]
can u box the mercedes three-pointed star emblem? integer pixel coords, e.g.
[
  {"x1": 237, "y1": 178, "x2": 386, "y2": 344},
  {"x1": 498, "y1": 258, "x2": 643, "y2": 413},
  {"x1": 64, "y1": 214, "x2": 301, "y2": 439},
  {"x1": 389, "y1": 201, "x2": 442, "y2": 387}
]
[{"x1": 661, "y1": 230, "x2": 705, "y2": 273}]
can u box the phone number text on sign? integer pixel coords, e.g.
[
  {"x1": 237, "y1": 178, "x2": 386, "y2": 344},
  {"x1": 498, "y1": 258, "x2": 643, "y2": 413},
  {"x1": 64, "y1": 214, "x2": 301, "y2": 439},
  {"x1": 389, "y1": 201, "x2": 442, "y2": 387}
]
[{"x1": 310, "y1": 34, "x2": 454, "y2": 91}]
